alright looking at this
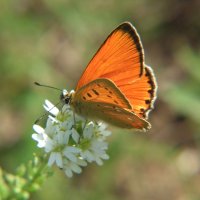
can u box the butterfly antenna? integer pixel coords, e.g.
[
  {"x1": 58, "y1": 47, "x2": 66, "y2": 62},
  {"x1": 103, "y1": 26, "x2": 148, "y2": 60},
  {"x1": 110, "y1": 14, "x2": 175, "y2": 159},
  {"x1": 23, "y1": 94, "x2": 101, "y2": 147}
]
[
  {"x1": 34, "y1": 82, "x2": 62, "y2": 91},
  {"x1": 34, "y1": 101, "x2": 62, "y2": 124}
]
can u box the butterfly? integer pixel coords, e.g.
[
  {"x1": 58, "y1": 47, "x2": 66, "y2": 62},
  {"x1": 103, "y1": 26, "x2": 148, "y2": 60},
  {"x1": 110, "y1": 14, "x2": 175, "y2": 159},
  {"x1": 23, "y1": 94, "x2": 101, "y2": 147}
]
[{"x1": 61, "y1": 22, "x2": 157, "y2": 131}]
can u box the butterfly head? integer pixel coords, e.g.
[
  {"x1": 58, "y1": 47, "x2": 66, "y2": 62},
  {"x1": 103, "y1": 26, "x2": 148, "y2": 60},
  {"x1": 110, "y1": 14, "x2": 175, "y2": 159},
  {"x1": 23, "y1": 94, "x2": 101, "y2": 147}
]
[{"x1": 60, "y1": 89, "x2": 75, "y2": 105}]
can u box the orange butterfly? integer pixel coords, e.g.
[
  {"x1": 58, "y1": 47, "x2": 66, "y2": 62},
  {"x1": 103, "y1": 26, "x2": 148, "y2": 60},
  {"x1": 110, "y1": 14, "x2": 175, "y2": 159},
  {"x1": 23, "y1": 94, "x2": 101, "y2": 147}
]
[{"x1": 61, "y1": 22, "x2": 157, "y2": 131}]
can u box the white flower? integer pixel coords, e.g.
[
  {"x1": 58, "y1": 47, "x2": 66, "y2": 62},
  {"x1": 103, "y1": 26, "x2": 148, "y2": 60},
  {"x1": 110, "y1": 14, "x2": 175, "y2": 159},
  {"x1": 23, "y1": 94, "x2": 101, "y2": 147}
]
[
  {"x1": 32, "y1": 125, "x2": 48, "y2": 148},
  {"x1": 32, "y1": 98, "x2": 111, "y2": 177},
  {"x1": 80, "y1": 122, "x2": 110, "y2": 165}
]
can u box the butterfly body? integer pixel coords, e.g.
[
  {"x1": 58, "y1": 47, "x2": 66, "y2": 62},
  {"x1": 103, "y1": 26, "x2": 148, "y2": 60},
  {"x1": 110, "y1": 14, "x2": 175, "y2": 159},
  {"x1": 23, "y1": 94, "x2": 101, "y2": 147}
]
[{"x1": 61, "y1": 22, "x2": 157, "y2": 131}]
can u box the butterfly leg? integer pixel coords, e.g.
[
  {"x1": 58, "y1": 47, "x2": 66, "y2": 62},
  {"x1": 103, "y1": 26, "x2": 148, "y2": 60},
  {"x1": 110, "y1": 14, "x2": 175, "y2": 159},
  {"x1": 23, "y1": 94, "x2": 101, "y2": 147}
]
[
  {"x1": 82, "y1": 119, "x2": 88, "y2": 131},
  {"x1": 94, "y1": 121, "x2": 99, "y2": 126},
  {"x1": 72, "y1": 111, "x2": 77, "y2": 127}
]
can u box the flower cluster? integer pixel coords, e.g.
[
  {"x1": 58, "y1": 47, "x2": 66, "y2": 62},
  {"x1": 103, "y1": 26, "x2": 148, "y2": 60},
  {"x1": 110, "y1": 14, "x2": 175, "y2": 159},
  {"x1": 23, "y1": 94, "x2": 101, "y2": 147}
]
[{"x1": 32, "y1": 99, "x2": 111, "y2": 177}]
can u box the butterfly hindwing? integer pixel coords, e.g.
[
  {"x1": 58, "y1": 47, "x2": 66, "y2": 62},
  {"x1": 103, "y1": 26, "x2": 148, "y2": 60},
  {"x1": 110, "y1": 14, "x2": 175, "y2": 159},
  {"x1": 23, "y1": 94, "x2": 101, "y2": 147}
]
[
  {"x1": 119, "y1": 66, "x2": 157, "y2": 119},
  {"x1": 72, "y1": 80, "x2": 150, "y2": 130},
  {"x1": 96, "y1": 103, "x2": 149, "y2": 130},
  {"x1": 72, "y1": 78, "x2": 132, "y2": 116},
  {"x1": 102, "y1": 105, "x2": 151, "y2": 130},
  {"x1": 91, "y1": 103, "x2": 151, "y2": 130}
]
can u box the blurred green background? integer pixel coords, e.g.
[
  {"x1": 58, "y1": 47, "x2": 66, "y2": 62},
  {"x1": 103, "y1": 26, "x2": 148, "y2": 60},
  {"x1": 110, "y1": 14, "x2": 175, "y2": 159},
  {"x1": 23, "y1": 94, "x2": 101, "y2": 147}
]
[{"x1": 1, "y1": 0, "x2": 200, "y2": 199}]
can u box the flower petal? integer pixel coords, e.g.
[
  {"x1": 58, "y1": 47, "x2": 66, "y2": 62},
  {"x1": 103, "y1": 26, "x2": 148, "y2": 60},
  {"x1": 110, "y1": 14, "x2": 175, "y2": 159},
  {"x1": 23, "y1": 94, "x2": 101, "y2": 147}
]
[
  {"x1": 33, "y1": 124, "x2": 44, "y2": 134},
  {"x1": 48, "y1": 152, "x2": 57, "y2": 166},
  {"x1": 55, "y1": 153, "x2": 63, "y2": 168},
  {"x1": 101, "y1": 154, "x2": 109, "y2": 160},
  {"x1": 64, "y1": 168, "x2": 73, "y2": 178},
  {"x1": 63, "y1": 150, "x2": 78, "y2": 162},
  {"x1": 81, "y1": 150, "x2": 94, "y2": 162},
  {"x1": 70, "y1": 163, "x2": 82, "y2": 174},
  {"x1": 95, "y1": 157, "x2": 103, "y2": 166},
  {"x1": 77, "y1": 158, "x2": 87, "y2": 167},
  {"x1": 44, "y1": 100, "x2": 59, "y2": 116},
  {"x1": 71, "y1": 128, "x2": 80, "y2": 143},
  {"x1": 65, "y1": 146, "x2": 81, "y2": 153}
]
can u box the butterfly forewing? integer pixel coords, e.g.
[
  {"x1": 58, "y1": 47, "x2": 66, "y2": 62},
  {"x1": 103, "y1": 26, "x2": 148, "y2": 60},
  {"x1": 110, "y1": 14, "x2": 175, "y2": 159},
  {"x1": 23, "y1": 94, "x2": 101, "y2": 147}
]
[
  {"x1": 76, "y1": 22, "x2": 144, "y2": 91},
  {"x1": 119, "y1": 66, "x2": 157, "y2": 119}
]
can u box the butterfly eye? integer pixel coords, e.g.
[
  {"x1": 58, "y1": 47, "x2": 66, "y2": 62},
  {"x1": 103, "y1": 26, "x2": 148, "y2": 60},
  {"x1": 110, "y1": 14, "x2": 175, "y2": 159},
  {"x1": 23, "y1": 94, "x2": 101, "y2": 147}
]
[{"x1": 60, "y1": 90, "x2": 71, "y2": 104}]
